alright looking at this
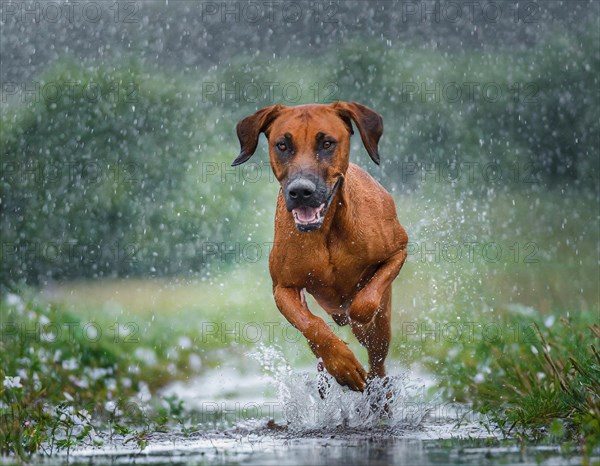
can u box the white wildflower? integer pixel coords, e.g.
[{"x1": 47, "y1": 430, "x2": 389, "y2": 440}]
[
  {"x1": 62, "y1": 358, "x2": 79, "y2": 370},
  {"x1": 178, "y1": 335, "x2": 192, "y2": 349},
  {"x1": 3, "y1": 376, "x2": 23, "y2": 389},
  {"x1": 5, "y1": 293, "x2": 25, "y2": 313},
  {"x1": 189, "y1": 353, "x2": 202, "y2": 371},
  {"x1": 134, "y1": 347, "x2": 157, "y2": 366}
]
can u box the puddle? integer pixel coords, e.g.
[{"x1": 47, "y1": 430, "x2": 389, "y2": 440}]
[
  {"x1": 28, "y1": 423, "x2": 593, "y2": 466},
  {"x1": 13, "y1": 346, "x2": 597, "y2": 465},
  {"x1": 33, "y1": 429, "x2": 593, "y2": 466}
]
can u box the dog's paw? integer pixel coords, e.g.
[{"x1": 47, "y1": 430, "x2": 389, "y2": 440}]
[
  {"x1": 316, "y1": 358, "x2": 331, "y2": 399},
  {"x1": 320, "y1": 341, "x2": 367, "y2": 392},
  {"x1": 365, "y1": 375, "x2": 393, "y2": 415}
]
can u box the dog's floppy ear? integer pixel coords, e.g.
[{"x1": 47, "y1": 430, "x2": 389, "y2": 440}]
[
  {"x1": 332, "y1": 102, "x2": 383, "y2": 165},
  {"x1": 232, "y1": 104, "x2": 283, "y2": 166}
]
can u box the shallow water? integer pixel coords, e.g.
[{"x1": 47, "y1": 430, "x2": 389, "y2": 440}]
[
  {"x1": 13, "y1": 347, "x2": 596, "y2": 465},
  {"x1": 27, "y1": 420, "x2": 592, "y2": 466},
  {"x1": 35, "y1": 427, "x2": 591, "y2": 466}
]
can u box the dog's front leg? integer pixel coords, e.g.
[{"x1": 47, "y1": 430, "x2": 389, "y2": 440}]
[
  {"x1": 273, "y1": 286, "x2": 367, "y2": 391},
  {"x1": 348, "y1": 249, "x2": 407, "y2": 325}
]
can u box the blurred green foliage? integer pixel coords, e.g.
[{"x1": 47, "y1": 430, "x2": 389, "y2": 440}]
[
  {"x1": 1, "y1": 17, "x2": 598, "y2": 286},
  {"x1": 1, "y1": 63, "x2": 193, "y2": 283},
  {"x1": 0, "y1": 63, "x2": 277, "y2": 286},
  {"x1": 331, "y1": 22, "x2": 599, "y2": 190}
]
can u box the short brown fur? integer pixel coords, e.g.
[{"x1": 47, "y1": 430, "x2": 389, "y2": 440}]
[{"x1": 234, "y1": 102, "x2": 408, "y2": 391}]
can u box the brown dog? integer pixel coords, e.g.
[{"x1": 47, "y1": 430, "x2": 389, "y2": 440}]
[{"x1": 233, "y1": 102, "x2": 408, "y2": 392}]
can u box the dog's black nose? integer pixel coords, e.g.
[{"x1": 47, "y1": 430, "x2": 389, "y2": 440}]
[{"x1": 287, "y1": 178, "x2": 316, "y2": 201}]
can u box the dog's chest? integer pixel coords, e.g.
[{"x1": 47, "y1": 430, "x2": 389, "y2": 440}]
[
  {"x1": 275, "y1": 235, "x2": 370, "y2": 291},
  {"x1": 304, "y1": 245, "x2": 378, "y2": 310}
]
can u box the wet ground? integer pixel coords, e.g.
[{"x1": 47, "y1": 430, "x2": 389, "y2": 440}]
[
  {"x1": 29, "y1": 419, "x2": 592, "y2": 466},
  {"x1": 8, "y1": 347, "x2": 597, "y2": 465}
]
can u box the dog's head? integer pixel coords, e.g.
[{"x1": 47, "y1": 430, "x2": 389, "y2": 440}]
[{"x1": 233, "y1": 102, "x2": 383, "y2": 232}]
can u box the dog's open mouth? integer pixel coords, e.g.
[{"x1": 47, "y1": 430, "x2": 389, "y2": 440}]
[
  {"x1": 291, "y1": 178, "x2": 341, "y2": 232},
  {"x1": 293, "y1": 204, "x2": 326, "y2": 226}
]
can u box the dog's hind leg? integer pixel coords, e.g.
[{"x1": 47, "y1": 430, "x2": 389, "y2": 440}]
[{"x1": 349, "y1": 286, "x2": 392, "y2": 379}]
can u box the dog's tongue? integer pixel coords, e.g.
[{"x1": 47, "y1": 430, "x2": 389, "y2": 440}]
[{"x1": 293, "y1": 205, "x2": 323, "y2": 224}]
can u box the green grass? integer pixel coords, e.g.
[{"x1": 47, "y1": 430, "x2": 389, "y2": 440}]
[
  {"x1": 410, "y1": 307, "x2": 599, "y2": 443},
  {"x1": 485, "y1": 316, "x2": 599, "y2": 448},
  {"x1": 0, "y1": 291, "x2": 208, "y2": 460}
]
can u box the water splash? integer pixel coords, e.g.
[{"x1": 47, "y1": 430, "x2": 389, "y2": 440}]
[{"x1": 250, "y1": 344, "x2": 432, "y2": 432}]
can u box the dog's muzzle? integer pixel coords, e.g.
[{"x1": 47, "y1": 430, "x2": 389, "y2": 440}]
[{"x1": 284, "y1": 177, "x2": 341, "y2": 232}]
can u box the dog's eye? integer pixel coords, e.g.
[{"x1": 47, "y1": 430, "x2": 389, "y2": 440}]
[
  {"x1": 277, "y1": 142, "x2": 287, "y2": 152},
  {"x1": 322, "y1": 140, "x2": 336, "y2": 151}
]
